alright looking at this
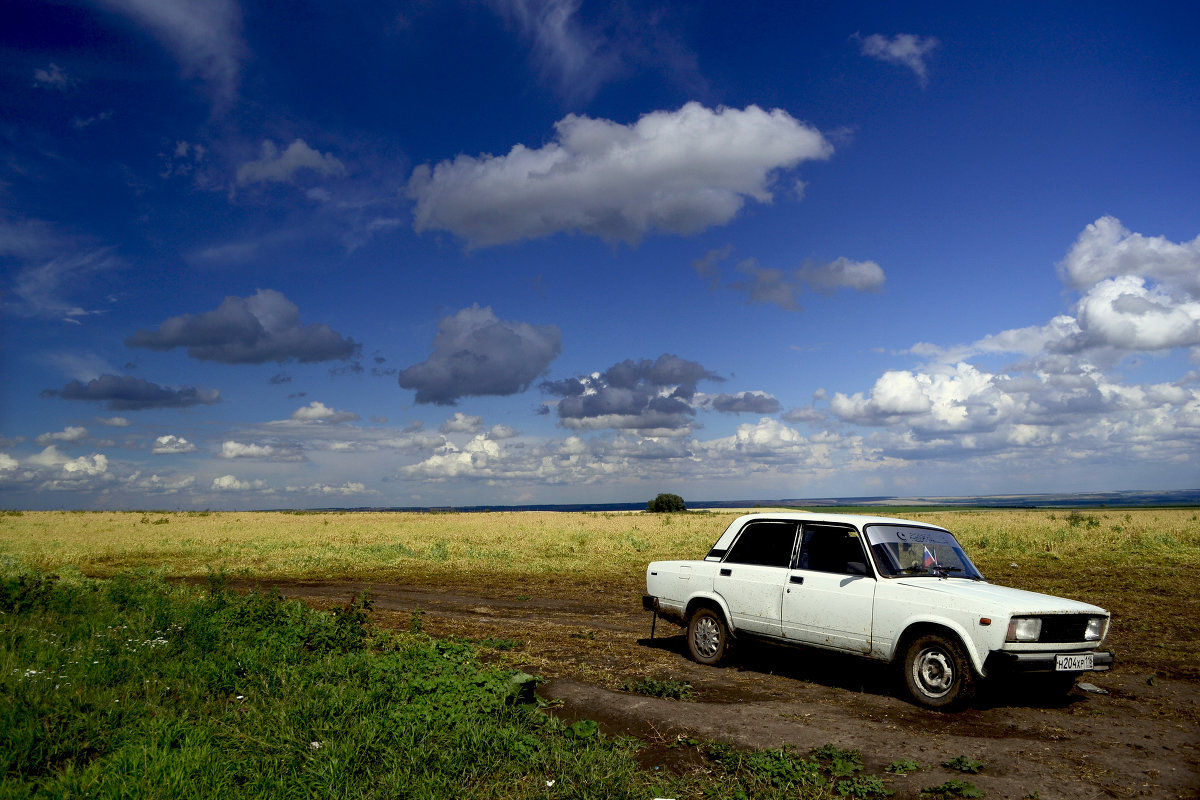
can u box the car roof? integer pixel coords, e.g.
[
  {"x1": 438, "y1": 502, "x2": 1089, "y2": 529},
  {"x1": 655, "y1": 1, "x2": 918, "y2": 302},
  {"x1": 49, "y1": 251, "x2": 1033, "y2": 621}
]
[{"x1": 725, "y1": 511, "x2": 950, "y2": 531}]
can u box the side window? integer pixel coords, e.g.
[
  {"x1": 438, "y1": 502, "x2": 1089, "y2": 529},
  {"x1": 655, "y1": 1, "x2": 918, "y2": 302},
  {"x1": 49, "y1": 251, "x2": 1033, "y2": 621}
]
[
  {"x1": 723, "y1": 522, "x2": 798, "y2": 568},
  {"x1": 796, "y1": 525, "x2": 868, "y2": 575}
]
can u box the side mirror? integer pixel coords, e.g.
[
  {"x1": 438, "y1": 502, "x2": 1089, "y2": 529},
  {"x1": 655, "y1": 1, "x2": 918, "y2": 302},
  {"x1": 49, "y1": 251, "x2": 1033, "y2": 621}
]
[{"x1": 846, "y1": 561, "x2": 868, "y2": 576}]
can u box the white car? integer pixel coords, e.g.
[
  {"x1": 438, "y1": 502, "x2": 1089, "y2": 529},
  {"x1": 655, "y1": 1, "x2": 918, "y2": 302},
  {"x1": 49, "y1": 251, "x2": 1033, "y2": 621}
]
[{"x1": 642, "y1": 512, "x2": 1114, "y2": 709}]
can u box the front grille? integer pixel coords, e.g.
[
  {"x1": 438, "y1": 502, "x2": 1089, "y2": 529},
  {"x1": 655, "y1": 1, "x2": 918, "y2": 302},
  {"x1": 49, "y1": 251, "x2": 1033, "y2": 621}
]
[{"x1": 1039, "y1": 614, "x2": 1094, "y2": 643}]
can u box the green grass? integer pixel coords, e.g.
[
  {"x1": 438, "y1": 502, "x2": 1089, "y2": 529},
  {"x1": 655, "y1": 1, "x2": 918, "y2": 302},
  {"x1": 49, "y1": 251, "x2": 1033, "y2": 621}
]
[{"x1": 0, "y1": 567, "x2": 907, "y2": 799}]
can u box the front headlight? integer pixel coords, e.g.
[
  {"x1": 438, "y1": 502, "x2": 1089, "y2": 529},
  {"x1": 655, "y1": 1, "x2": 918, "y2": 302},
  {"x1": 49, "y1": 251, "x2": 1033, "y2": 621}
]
[
  {"x1": 1084, "y1": 616, "x2": 1107, "y2": 642},
  {"x1": 1006, "y1": 616, "x2": 1042, "y2": 642}
]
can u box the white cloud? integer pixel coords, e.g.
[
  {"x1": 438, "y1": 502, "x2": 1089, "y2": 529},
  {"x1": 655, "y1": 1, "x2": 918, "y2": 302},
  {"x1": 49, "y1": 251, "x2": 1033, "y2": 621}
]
[
  {"x1": 290, "y1": 401, "x2": 360, "y2": 423},
  {"x1": 916, "y1": 218, "x2": 1200, "y2": 365},
  {"x1": 1069, "y1": 276, "x2": 1200, "y2": 352},
  {"x1": 285, "y1": 482, "x2": 371, "y2": 496},
  {"x1": 830, "y1": 364, "x2": 1015, "y2": 433},
  {"x1": 0, "y1": 453, "x2": 17, "y2": 472},
  {"x1": 408, "y1": 102, "x2": 832, "y2": 247},
  {"x1": 236, "y1": 140, "x2": 347, "y2": 187},
  {"x1": 29, "y1": 446, "x2": 109, "y2": 476},
  {"x1": 488, "y1": 424, "x2": 517, "y2": 440},
  {"x1": 132, "y1": 472, "x2": 195, "y2": 492},
  {"x1": 36, "y1": 426, "x2": 89, "y2": 446},
  {"x1": 857, "y1": 33, "x2": 939, "y2": 87},
  {"x1": 94, "y1": 0, "x2": 246, "y2": 105},
  {"x1": 1057, "y1": 216, "x2": 1200, "y2": 294},
  {"x1": 151, "y1": 435, "x2": 197, "y2": 454},
  {"x1": 219, "y1": 440, "x2": 305, "y2": 462},
  {"x1": 212, "y1": 474, "x2": 266, "y2": 491},
  {"x1": 99, "y1": 416, "x2": 131, "y2": 427},
  {"x1": 440, "y1": 412, "x2": 483, "y2": 434}
]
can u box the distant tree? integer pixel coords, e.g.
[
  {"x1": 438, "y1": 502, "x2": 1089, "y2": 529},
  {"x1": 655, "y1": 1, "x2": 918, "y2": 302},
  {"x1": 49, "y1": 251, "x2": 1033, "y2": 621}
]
[{"x1": 647, "y1": 493, "x2": 686, "y2": 513}]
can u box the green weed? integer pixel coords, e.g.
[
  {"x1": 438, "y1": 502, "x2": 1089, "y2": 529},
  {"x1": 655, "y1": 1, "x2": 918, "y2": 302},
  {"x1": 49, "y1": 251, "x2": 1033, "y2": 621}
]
[
  {"x1": 623, "y1": 676, "x2": 694, "y2": 700},
  {"x1": 885, "y1": 758, "x2": 922, "y2": 775},
  {"x1": 942, "y1": 755, "x2": 985, "y2": 774},
  {"x1": 921, "y1": 779, "x2": 984, "y2": 798}
]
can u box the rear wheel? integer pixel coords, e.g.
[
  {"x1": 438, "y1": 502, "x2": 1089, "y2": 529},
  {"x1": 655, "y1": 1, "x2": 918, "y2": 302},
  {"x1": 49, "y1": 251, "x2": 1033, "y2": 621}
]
[
  {"x1": 903, "y1": 633, "x2": 976, "y2": 710},
  {"x1": 687, "y1": 607, "x2": 730, "y2": 666}
]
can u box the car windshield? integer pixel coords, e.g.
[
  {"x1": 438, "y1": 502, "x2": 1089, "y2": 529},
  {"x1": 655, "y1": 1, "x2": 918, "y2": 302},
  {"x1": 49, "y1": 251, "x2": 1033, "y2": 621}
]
[{"x1": 863, "y1": 525, "x2": 984, "y2": 580}]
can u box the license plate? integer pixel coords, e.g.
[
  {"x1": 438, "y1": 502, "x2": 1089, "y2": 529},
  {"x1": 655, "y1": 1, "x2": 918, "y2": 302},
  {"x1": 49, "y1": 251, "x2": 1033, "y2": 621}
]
[{"x1": 1055, "y1": 653, "x2": 1094, "y2": 671}]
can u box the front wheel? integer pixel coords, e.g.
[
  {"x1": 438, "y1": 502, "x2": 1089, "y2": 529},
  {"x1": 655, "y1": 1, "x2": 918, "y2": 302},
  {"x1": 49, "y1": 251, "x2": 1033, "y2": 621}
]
[
  {"x1": 903, "y1": 633, "x2": 976, "y2": 710},
  {"x1": 687, "y1": 607, "x2": 730, "y2": 666}
]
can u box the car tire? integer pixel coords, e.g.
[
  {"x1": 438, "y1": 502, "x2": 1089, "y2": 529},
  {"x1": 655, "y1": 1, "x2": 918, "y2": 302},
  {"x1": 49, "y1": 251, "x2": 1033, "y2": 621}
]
[
  {"x1": 903, "y1": 633, "x2": 976, "y2": 710},
  {"x1": 687, "y1": 606, "x2": 729, "y2": 666}
]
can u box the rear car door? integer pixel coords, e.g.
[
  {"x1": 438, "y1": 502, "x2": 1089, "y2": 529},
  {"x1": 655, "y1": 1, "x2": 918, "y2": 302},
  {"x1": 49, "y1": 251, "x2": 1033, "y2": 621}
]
[{"x1": 714, "y1": 520, "x2": 798, "y2": 637}]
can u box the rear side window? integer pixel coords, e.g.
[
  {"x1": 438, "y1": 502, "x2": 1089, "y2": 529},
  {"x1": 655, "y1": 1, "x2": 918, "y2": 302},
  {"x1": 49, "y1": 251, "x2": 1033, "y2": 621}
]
[{"x1": 723, "y1": 521, "x2": 798, "y2": 568}]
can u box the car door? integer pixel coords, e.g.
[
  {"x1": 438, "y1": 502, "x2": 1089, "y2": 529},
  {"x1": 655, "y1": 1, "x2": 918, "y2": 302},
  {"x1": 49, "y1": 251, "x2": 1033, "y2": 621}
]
[
  {"x1": 714, "y1": 520, "x2": 798, "y2": 637},
  {"x1": 781, "y1": 524, "x2": 875, "y2": 653}
]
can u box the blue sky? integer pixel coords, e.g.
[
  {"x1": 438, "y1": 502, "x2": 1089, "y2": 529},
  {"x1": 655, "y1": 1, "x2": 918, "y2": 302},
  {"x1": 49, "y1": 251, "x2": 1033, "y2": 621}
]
[{"x1": 2, "y1": 1, "x2": 1198, "y2": 510}]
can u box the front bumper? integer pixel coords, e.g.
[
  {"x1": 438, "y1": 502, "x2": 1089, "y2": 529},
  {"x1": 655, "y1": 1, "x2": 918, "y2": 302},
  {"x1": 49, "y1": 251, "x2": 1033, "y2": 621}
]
[{"x1": 986, "y1": 648, "x2": 1115, "y2": 674}]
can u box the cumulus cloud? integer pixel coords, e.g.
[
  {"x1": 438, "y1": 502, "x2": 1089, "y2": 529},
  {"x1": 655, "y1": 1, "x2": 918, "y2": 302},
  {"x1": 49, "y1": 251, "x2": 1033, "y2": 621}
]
[
  {"x1": 212, "y1": 474, "x2": 266, "y2": 491},
  {"x1": 132, "y1": 472, "x2": 195, "y2": 492},
  {"x1": 707, "y1": 391, "x2": 782, "y2": 415},
  {"x1": 440, "y1": 412, "x2": 483, "y2": 434},
  {"x1": 541, "y1": 354, "x2": 722, "y2": 433},
  {"x1": 126, "y1": 289, "x2": 358, "y2": 364},
  {"x1": 290, "y1": 401, "x2": 360, "y2": 423},
  {"x1": 0, "y1": 453, "x2": 18, "y2": 472},
  {"x1": 152, "y1": 435, "x2": 196, "y2": 454},
  {"x1": 399, "y1": 305, "x2": 562, "y2": 405},
  {"x1": 45, "y1": 374, "x2": 220, "y2": 410},
  {"x1": 36, "y1": 426, "x2": 89, "y2": 446},
  {"x1": 94, "y1": 0, "x2": 246, "y2": 105},
  {"x1": 699, "y1": 418, "x2": 831, "y2": 464},
  {"x1": 1066, "y1": 276, "x2": 1200, "y2": 352},
  {"x1": 856, "y1": 33, "x2": 939, "y2": 87},
  {"x1": 28, "y1": 446, "x2": 108, "y2": 476},
  {"x1": 918, "y1": 218, "x2": 1200, "y2": 365},
  {"x1": 1057, "y1": 216, "x2": 1200, "y2": 294},
  {"x1": 236, "y1": 139, "x2": 347, "y2": 187},
  {"x1": 407, "y1": 102, "x2": 832, "y2": 247}
]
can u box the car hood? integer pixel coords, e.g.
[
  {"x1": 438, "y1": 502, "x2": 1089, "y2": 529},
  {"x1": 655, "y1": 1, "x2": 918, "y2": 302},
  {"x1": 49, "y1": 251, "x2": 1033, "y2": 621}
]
[{"x1": 894, "y1": 578, "x2": 1107, "y2": 615}]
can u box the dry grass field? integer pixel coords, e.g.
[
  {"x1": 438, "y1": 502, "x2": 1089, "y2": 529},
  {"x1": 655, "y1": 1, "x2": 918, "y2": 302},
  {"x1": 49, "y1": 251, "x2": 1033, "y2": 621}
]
[{"x1": 2, "y1": 506, "x2": 1198, "y2": 675}]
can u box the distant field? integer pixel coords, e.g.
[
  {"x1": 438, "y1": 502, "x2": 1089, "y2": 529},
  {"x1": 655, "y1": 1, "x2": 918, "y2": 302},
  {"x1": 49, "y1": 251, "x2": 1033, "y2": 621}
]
[{"x1": 2, "y1": 507, "x2": 1197, "y2": 674}]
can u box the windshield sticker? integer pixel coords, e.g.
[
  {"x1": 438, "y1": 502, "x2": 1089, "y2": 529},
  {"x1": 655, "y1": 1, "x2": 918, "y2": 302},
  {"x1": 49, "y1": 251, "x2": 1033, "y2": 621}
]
[{"x1": 866, "y1": 526, "x2": 956, "y2": 547}]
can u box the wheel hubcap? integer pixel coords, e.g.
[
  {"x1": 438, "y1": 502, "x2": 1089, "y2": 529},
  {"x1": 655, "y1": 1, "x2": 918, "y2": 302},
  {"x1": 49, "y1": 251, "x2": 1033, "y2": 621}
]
[
  {"x1": 693, "y1": 617, "x2": 720, "y2": 658},
  {"x1": 913, "y1": 647, "x2": 955, "y2": 698}
]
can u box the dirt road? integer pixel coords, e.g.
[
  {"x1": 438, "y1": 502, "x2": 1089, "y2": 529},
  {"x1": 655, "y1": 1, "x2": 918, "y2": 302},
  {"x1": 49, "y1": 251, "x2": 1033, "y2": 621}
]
[{"x1": 236, "y1": 579, "x2": 1200, "y2": 800}]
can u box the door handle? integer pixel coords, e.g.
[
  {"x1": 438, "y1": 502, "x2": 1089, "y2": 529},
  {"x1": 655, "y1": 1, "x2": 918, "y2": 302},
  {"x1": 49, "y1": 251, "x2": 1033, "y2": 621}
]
[
  {"x1": 789, "y1": 575, "x2": 804, "y2": 585},
  {"x1": 719, "y1": 568, "x2": 732, "y2": 576}
]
